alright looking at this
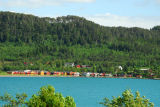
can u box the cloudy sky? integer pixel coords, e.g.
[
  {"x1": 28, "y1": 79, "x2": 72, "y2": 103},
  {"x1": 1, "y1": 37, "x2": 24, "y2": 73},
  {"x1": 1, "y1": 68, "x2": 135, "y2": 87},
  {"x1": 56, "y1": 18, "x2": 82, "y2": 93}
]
[{"x1": 0, "y1": 0, "x2": 160, "y2": 29}]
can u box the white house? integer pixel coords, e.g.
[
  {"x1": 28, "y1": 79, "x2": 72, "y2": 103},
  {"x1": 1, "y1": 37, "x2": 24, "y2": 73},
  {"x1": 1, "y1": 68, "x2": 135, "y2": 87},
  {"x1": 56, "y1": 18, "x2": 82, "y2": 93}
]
[
  {"x1": 140, "y1": 68, "x2": 150, "y2": 71},
  {"x1": 105, "y1": 73, "x2": 113, "y2": 77},
  {"x1": 65, "y1": 63, "x2": 75, "y2": 67},
  {"x1": 83, "y1": 72, "x2": 91, "y2": 77},
  {"x1": 24, "y1": 70, "x2": 31, "y2": 73},
  {"x1": 74, "y1": 72, "x2": 80, "y2": 77}
]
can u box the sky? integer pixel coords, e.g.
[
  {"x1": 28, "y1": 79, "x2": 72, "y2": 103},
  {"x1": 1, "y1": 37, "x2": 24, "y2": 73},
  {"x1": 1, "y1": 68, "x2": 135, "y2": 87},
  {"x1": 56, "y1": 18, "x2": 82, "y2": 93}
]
[{"x1": 0, "y1": 0, "x2": 160, "y2": 29}]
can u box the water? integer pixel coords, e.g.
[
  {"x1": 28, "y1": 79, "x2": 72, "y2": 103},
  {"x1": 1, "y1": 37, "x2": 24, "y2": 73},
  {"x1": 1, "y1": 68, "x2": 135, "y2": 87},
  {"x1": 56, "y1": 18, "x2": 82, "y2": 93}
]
[{"x1": 0, "y1": 77, "x2": 160, "y2": 107}]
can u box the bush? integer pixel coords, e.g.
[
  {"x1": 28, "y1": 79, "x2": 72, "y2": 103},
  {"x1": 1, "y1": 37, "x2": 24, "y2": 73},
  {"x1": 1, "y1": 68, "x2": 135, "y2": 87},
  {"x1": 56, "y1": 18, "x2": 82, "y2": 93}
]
[
  {"x1": 0, "y1": 85, "x2": 76, "y2": 107},
  {"x1": 27, "y1": 85, "x2": 76, "y2": 107},
  {"x1": 100, "y1": 89, "x2": 154, "y2": 107}
]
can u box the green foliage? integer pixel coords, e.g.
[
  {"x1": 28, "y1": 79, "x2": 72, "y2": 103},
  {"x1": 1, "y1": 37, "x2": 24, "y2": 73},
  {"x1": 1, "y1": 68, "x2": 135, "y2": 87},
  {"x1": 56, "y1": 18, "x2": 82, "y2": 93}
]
[
  {"x1": 100, "y1": 89, "x2": 154, "y2": 107},
  {"x1": 0, "y1": 71, "x2": 8, "y2": 75},
  {"x1": 151, "y1": 26, "x2": 160, "y2": 31},
  {"x1": 0, "y1": 93, "x2": 27, "y2": 107},
  {"x1": 0, "y1": 85, "x2": 76, "y2": 107},
  {"x1": 27, "y1": 85, "x2": 76, "y2": 107}
]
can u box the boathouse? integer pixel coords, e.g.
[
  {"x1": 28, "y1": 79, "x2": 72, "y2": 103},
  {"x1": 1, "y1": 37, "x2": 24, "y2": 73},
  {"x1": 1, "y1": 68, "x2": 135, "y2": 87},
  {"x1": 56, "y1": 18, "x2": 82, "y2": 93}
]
[{"x1": 40, "y1": 71, "x2": 44, "y2": 76}]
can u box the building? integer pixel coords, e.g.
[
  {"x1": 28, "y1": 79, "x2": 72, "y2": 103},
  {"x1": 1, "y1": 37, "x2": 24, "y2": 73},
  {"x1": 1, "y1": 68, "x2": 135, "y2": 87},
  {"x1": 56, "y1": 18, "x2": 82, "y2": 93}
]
[
  {"x1": 24, "y1": 70, "x2": 31, "y2": 73},
  {"x1": 105, "y1": 73, "x2": 113, "y2": 77},
  {"x1": 139, "y1": 68, "x2": 150, "y2": 73},
  {"x1": 74, "y1": 72, "x2": 80, "y2": 77},
  {"x1": 83, "y1": 72, "x2": 91, "y2": 77},
  {"x1": 31, "y1": 71, "x2": 36, "y2": 75},
  {"x1": 40, "y1": 71, "x2": 44, "y2": 76},
  {"x1": 100, "y1": 73, "x2": 105, "y2": 77},
  {"x1": 65, "y1": 63, "x2": 75, "y2": 67},
  {"x1": 136, "y1": 75, "x2": 142, "y2": 78},
  {"x1": 81, "y1": 65, "x2": 91, "y2": 68},
  {"x1": 94, "y1": 73, "x2": 99, "y2": 77},
  {"x1": 70, "y1": 72, "x2": 74, "y2": 76},
  {"x1": 76, "y1": 65, "x2": 81, "y2": 68},
  {"x1": 46, "y1": 72, "x2": 51, "y2": 75}
]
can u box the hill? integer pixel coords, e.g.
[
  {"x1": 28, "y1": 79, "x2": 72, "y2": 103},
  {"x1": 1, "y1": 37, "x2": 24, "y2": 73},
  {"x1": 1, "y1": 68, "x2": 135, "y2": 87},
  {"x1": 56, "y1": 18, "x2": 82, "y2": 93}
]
[{"x1": 0, "y1": 11, "x2": 160, "y2": 77}]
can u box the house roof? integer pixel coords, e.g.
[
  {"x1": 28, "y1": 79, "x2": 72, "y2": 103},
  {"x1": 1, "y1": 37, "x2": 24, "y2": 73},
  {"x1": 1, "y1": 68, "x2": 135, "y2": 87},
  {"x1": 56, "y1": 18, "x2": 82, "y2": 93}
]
[{"x1": 140, "y1": 68, "x2": 150, "y2": 71}]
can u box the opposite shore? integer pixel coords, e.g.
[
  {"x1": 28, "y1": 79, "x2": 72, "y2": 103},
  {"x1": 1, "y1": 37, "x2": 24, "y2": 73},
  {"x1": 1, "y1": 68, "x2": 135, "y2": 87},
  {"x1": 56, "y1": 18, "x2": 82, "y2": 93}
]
[{"x1": 0, "y1": 74, "x2": 160, "y2": 80}]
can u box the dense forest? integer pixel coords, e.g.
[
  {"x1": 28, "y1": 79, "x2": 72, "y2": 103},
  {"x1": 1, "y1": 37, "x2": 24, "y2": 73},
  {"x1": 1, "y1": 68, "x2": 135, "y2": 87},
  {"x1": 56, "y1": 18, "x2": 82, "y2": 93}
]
[{"x1": 0, "y1": 11, "x2": 160, "y2": 77}]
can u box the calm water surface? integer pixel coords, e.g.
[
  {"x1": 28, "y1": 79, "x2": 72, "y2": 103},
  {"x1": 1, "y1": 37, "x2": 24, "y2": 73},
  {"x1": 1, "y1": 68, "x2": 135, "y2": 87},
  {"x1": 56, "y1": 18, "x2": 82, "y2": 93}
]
[{"x1": 0, "y1": 77, "x2": 160, "y2": 107}]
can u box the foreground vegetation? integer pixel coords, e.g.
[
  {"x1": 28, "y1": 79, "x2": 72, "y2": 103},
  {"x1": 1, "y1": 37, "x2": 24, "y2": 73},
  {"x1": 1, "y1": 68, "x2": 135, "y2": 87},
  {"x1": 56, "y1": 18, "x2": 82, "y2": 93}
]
[
  {"x1": 0, "y1": 85, "x2": 76, "y2": 107},
  {"x1": 0, "y1": 11, "x2": 160, "y2": 78},
  {"x1": 100, "y1": 89, "x2": 154, "y2": 107},
  {"x1": 0, "y1": 86, "x2": 154, "y2": 107}
]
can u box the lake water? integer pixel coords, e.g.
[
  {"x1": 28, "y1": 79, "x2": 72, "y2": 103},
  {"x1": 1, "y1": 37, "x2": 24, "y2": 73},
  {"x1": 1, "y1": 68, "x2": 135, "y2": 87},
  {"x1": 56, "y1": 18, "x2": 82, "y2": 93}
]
[{"x1": 0, "y1": 77, "x2": 160, "y2": 107}]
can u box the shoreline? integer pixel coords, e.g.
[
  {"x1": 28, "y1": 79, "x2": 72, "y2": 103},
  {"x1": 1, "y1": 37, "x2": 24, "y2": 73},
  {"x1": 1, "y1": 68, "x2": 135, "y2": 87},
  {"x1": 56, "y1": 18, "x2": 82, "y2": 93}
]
[{"x1": 0, "y1": 75, "x2": 160, "y2": 80}]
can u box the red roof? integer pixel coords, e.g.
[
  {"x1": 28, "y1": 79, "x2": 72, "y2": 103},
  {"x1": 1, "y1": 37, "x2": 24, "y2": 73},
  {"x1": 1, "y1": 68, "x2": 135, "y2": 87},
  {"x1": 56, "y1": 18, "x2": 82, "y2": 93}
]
[
  {"x1": 76, "y1": 65, "x2": 81, "y2": 68},
  {"x1": 24, "y1": 62, "x2": 27, "y2": 64}
]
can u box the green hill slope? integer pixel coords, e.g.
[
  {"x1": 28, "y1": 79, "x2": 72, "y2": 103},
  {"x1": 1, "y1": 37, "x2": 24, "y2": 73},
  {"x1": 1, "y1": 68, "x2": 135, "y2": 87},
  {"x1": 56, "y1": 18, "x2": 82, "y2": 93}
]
[{"x1": 0, "y1": 11, "x2": 160, "y2": 76}]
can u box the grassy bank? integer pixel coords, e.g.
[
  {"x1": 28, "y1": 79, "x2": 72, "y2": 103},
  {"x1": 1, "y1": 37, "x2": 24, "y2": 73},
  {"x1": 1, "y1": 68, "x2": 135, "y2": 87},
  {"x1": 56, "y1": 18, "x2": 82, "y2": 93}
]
[{"x1": 0, "y1": 71, "x2": 8, "y2": 75}]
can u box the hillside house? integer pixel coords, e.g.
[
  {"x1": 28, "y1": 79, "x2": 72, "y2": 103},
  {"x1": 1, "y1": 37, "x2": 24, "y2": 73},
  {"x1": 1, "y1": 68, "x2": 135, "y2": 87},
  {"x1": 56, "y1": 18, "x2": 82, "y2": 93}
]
[
  {"x1": 139, "y1": 68, "x2": 150, "y2": 73},
  {"x1": 81, "y1": 65, "x2": 91, "y2": 68},
  {"x1": 65, "y1": 63, "x2": 75, "y2": 67},
  {"x1": 76, "y1": 65, "x2": 81, "y2": 68}
]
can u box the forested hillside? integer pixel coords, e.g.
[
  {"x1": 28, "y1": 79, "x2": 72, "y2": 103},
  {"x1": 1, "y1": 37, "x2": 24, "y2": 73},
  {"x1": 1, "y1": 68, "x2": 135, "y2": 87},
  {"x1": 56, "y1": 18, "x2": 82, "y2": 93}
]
[{"x1": 0, "y1": 11, "x2": 160, "y2": 76}]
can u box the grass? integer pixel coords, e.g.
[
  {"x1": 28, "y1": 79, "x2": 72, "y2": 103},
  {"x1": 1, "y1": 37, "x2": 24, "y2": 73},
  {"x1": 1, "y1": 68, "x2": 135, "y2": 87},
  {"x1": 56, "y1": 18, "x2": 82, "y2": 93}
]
[{"x1": 0, "y1": 71, "x2": 9, "y2": 75}]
